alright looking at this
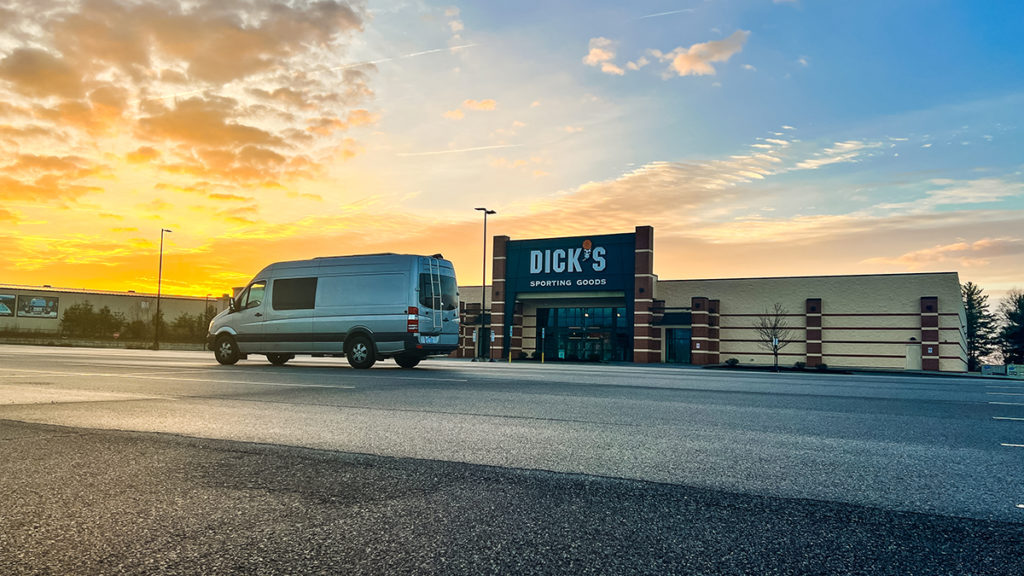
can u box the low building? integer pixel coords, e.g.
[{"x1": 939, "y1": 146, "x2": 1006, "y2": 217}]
[
  {"x1": 0, "y1": 283, "x2": 227, "y2": 338},
  {"x1": 456, "y1": 226, "x2": 968, "y2": 372}
]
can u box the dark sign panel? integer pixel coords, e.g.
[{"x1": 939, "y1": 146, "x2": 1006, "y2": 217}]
[
  {"x1": 16, "y1": 294, "x2": 59, "y2": 319},
  {"x1": 506, "y1": 232, "x2": 636, "y2": 293}
]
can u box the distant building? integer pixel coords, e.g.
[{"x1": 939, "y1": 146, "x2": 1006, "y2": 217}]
[
  {"x1": 456, "y1": 226, "x2": 967, "y2": 372},
  {"x1": 0, "y1": 284, "x2": 228, "y2": 338}
]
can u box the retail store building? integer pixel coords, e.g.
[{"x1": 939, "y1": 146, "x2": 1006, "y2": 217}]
[{"x1": 456, "y1": 226, "x2": 968, "y2": 372}]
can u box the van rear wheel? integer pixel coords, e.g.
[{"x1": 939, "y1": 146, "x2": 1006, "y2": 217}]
[
  {"x1": 395, "y1": 355, "x2": 420, "y2": 369},
  {"x1": 346, "y1": 335, "x2": 376, "y2": 369},
  {"x1": 266, "y1": 353, "x2": 293, "y2": 366},
  {"x1": 214, "y1": 335, "x2": 240, "y2": 365}
]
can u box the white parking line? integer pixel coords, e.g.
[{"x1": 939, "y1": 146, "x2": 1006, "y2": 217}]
[
  {"x1": 986, "y1": 392, "x2": 1024, "y2": 396},
  {"x1": 989, "y1": 401, "x2": 1024, "y2": 406},
  {"x1": 993, "y1": 416, "x2": 1024, "y2": 422},
  {"x1": 1001, "y1": 443, "x2": 1024, "y2": 448}
]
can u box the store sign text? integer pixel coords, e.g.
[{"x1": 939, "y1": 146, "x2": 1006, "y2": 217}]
[{"x1": 529, "y1": 241, "x2": 606, "y2": 275}]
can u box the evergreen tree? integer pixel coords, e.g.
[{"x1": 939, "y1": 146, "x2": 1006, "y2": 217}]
[
  {"x1": 998, "y1": 289, "x2": 1024, "y2": 364},
  {"x1": 961, "y1": 282, "x2": 998, "y2": 370}
]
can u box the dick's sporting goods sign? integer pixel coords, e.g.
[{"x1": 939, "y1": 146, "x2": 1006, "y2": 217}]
[{"x1": 506, "y1": 232, "x2": 635, "y2": 293}]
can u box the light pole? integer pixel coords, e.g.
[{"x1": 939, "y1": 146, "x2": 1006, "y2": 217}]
[
  {"x1": 154, "y1": 228, "x2": 172, "y2": 350},
  {"x1": 474, "y1": 207, "x2": 495, "y2": 361}
]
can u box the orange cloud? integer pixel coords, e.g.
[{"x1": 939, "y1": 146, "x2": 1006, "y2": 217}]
[
  {"x1": 654, "y1": 30, "x2": 750, "y2": 77},
  {"x1": 0, "y1": 48, "x2": 83, "y2": 98},
  {"x1": 126, "y1": 146, "x2": 161, "y2": 164},
  {"x1": 463, "y1": 99, "x2": 497, "y2": 111}
]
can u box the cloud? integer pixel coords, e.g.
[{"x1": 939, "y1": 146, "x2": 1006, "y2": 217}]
[
  {"x1": 137, "y1": 97, "x2": 284, "y2": 148},
  {"x1": 864, "y1": 237, "x2": 1024, "y2": 270},
  {"x1": 0, "y1": 0, "x2": 376, "y2": 194},
  {"x1": 583, "y1": 37, "x2": 625, "y2": 75},
  {"x1": 793, "y1": 140, "x2": 883, "y2": 170},
  {"x1": 923, "y1": 178, "x2": 1024, "y2": 205},
  {"x1": 463, "y1": 99, "x2": 497, "y2": 111},
  {"x1": 50, "y1": 0, "x2": 364, "y2": 84},
  {"x1": 654, "y1": 30, "x2": 750, "y2": 77},
  {"x1": 0, "y1": 48, "x2": 83, "y2": 98},
  {"x1": 126, "y1": 146, "x2": 161, "y2": 164},
  {"x1": 443, "y1": 98, "x2": 497, "y2": 119}
]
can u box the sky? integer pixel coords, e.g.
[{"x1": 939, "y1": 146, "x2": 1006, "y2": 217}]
[{"x1": 1, "y1": 0, "x2": 1022, "y2": 301}]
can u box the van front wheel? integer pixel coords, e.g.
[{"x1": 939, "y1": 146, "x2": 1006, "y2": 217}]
[
  {"x1": 346, "y1": 335, "x2": 376, "y2": 369},
  {"x1": 214, "y1": 335, "x2": 240, "y2": 365}
]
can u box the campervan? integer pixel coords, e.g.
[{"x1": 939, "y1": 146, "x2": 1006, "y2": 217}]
[{"x1": 207, "y1": 254, "x2": 459, "y2": 369}]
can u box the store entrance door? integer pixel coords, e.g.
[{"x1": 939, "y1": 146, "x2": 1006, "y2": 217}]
[{"x1": 665, "y1": 328, "x2": 692, "y2": 364}]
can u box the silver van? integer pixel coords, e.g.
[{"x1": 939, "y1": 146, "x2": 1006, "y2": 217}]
[{"x1": 207, "y1": 254, "x2": 460, "y2": 369}]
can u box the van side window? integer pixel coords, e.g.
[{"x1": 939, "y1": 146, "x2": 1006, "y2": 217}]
[
  {"x1": 245, "y1": 281, "x2": 266, "y2": 309},
  {"x1": 272, "y1": 277, "x2": 318, "y2": 310}
]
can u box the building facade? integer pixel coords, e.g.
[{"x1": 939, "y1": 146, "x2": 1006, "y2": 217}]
[{"x1": 455, "y1": 226, "x2": 968, "y2": 373}]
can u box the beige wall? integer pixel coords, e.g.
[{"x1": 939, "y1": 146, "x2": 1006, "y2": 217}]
[
  {"x1": 656, "y1": 272, "x2": 967, "y2": 372},
  {"x1": 0, "y1": 285, "x2": 229, "y2": 336}
]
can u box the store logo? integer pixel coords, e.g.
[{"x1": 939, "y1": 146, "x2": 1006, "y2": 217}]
[{"x1": 530, "y1": 239, "x2": 607, "y2": 274}]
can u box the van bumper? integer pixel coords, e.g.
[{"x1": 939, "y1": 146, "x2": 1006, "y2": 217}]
[{"x1": 404, "y1": 334, "x2": 457, "y2": 357}]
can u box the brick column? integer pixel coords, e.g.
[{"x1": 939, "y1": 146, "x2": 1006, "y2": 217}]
[
  {"x1": 691, "y1": 297, "x2": 711, "y2": 365},
  {"x1": 805, "y1": 298, "x2": 823, "y2": 367},
  {"x1": 633, "y1": 226, "x2": 659, "y2": 363},
  {"x1": 921, "y1": 296, "x2": 939, "y2": 371},
  {"x1": 489, "y1": 235, "x2": 510, "y2": 360},
  {"x1": 708, "y1": 299, "x2": 721, "y2": 364}
]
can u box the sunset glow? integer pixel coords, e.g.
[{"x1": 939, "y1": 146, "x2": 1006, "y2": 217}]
[{"x1": 1, "y1": 0, "x2": 1022, "y2": 298}]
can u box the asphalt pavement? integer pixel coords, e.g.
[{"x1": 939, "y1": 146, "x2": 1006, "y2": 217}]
[
  {"x1": 1, "y1": 345, "x2": 1023, "y2": 574},
  {"x1": 3, "y1": 419, "x2": 1022, "y2": 575}
]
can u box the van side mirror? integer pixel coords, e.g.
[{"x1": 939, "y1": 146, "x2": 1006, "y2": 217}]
[{"x1": 228, "y1": 298, "x2": 238, "y2": 313}]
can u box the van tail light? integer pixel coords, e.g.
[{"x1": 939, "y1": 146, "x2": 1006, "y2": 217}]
[{"x1": 407, "y1": 306, "x2": 419, "y2": 333}]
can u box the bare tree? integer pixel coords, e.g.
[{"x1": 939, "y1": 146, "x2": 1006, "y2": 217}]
[{"x1": 754, "y1": 303, "x2": 793, "y2": 371}]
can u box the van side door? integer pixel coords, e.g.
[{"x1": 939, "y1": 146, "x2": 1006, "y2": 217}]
[
  {"x1": 233, "y1": 280, "x2": 267, "y2": 353},
  {"x1": 264, "y1": 277, "x2": 317, "y2": 353}
]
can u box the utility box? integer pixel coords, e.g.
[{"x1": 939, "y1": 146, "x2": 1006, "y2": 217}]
[{"x1": 1008, "y1": 365, "x2": 1022, "y2": 379}]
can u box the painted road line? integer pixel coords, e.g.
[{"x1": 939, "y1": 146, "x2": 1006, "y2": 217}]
[
  {"x1": 1001, "y1": 443, "x2": 1024, "y2": 448},
  {"x1": 986, "y1": 385, "x2": 1024, "y2": 389},
  {"x1": 986, "y1": 392, "x2": 1024, "y2": 396},
  {"x1": 988, "y1": 401, "x2": 1024, "y2": 406},
  {"x1": 992, "y1": 417, "x2": 1024, "y2": 422},
  {"x1": 0, "y1": 368, "x2": 356, "y2": 389}
]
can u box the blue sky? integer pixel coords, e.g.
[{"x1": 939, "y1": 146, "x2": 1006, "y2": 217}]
[{"x1": 0, "y1": 0, "x2": 1021, "y2": 297}]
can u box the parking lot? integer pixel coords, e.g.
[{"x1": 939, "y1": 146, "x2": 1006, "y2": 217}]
[{"x1": 2, "y1": 344, "x2": 1023, "y2": 574}]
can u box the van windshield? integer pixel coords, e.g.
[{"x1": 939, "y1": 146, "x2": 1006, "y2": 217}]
[{"x1": 418, "y1": 274, "x2": 459, "y2": 311}]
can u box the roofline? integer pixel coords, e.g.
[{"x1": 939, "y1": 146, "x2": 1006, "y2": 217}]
[
  {"x1": 655, "y1": 271, "x2": 961, "y2": 283},
  {"x1": 0, "y1": 283, "x2": 221, "y2": 301},
  {"x1": 460, "y1": 271, "x2": 962, "y2": 290}
]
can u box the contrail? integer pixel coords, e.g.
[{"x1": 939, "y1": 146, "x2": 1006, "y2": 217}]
[
  {"x1": 329, "y1": 43, "x2": 477, "y2": 72},
  {"x1": 634, "y1": 9, "x2": 694, "y2": 20},
  {"x1": 397, "y1": 143, "x2": 522, "y2": 157}
]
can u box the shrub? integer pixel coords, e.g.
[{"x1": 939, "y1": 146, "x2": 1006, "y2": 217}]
[
  {"x1": 816, "y1": 363, "x2": 829, "y2": 370},
  {"x1": 724, "y1": 358, "x2": 740, "y2": 367},
  {"x1": 794, "y1": 361, "x2": 806, "y2": 370}
]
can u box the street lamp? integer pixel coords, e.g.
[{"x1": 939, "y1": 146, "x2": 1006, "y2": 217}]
[
  {"x1": 474, "y1": 207, "x2": 496, "y2": 361},
  {"x1": 154, "y1": 228, "x2": 172, "y2": 350}
]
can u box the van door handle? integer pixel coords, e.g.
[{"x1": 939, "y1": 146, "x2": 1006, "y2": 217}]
[{"x1": 255, "y1": 312, "x2": 263, "y2": 317}]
